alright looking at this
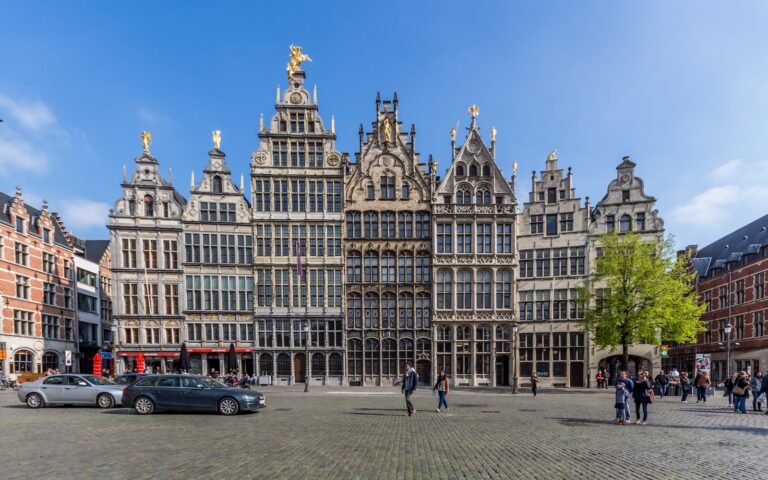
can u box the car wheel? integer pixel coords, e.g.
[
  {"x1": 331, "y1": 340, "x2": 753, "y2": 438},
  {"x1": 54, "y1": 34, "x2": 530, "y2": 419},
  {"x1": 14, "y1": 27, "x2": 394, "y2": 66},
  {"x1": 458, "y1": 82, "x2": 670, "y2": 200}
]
[
  {"x1": 97, "y1": 393, "x2": 115, "y2": 409},
  {"x1": 218, "y1": 397, "x2": 239, "y2": 416},
  {"x1": 134, "y1": 396, "x2": 155, "y2": 415},
  {"x1": 26, "y1": 393, "x2": 44, "y2": 409}
]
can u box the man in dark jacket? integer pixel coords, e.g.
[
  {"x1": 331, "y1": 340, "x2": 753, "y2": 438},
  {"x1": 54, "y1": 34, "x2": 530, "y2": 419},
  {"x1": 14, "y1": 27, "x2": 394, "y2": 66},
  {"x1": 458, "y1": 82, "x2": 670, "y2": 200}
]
[
  {"x1": 401, "y1": 362, "x2": 419, "y2": 416},
  {"x1": 616, "y1": 371, "x2": 634, "y2": 422},
  {"x1": 655, "y1": 370, "x2": 669, "y2": 400}
]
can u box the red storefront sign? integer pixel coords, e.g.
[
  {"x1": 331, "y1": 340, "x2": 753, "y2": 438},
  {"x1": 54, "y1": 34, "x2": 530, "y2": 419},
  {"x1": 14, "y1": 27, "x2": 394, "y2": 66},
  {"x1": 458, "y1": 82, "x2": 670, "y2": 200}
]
[
  {"x1": 119, "y1": 352, "x2": 179, "y2": 357},
  {"x1": 188, "y1": 348, "x2": 253, "y2": 353}
]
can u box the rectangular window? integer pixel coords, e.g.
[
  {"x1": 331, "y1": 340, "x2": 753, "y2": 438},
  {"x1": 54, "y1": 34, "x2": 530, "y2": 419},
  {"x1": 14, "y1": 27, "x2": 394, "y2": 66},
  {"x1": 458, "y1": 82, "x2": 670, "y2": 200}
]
[
  {"x1": 398, "y1": 213, "x2": 413, "y2": 239},
  {"x1": 519, "y1": 333, "x2": 533, "y2": 376},
  {"x1": 43, "y1": 314, "x2": 59, "y2": 339},
  {"x1": 13, "y1": 310, "x2": 34, "y2": 336},
  {"x1": 222, "y1": 323, "x2": 238, "y2": 342},
  {"x1": 547, "y1": 188, "x2": 557, "y2": 204},
  {"x1": 43, "y1": 228, "x2": 51, "y2": 243},
  {"x1": 519, "y1": 291, "x2": 533, "y2": 320},
  {"x1": 144, "y1": 328, "x2": 160, "y2": 344},
  {"x1": 290, "y1": 141, "x2": 306, "y2": 167},
  {"x1": 416, "y1": 212, "x2": 430, "y2": 238},
  {"x1": 123, "y1": 283, "x2": 139, "y2": 314},
  {"x1": 569, "y1": 247, "x2": 585, "y2": 276},
  {"x1": 142, "y1": 284, "x2": 158, "y2": 315},
  {"x1": 309, "y1": 269, "x2": 325, "y2": 307},
  {"x1": 256, "y1": 225, "x2": 272, "y2": 257},
  {"x1": 545, "y1": 214, "x2": 557, "y2": 236},
  {"x1": 530, "y1": 215, "x2": 543, "y2": 234},
  {"x1": 14, "y1": 242, "x2": 29, "y2": 265},
  {"x1": 457, "y1": 223, "x2": 472, "y2": 254},
  {"x1": 63, "y1": 287, "x2": 72, "y2": 309},
  {"x1": 142, "y1": 239, "x2": 157, "y2": 268},
  {"x1": 755, "y1": 311, "x2": 765, "y2": 338},
  {"x1": 380, "y1": 176, "x2": 396, "y2": 200},
  {"x1": 205, "y1": 323, "x2": 220, "y2": 341},
  {"x1": 719, "y1": 286, "x2": 728, "y2": 309},
  {"x1": 124, "y1": 327, "x2": 139, "y2": 344},
  {"x1": 535, "y1": 249, "x2": 551, "y2": 277},
  {"x1": 43, "y1": 282, "x2": 56, "y2": 305},
  {"x1": 636, "y1": 212, "x2": 646, "y2": 231},
  {"x1": 437, "y1": 224, "x2": 452, "y2": 254},
  {"x1": 308, "y1": 141, "x2": 323, "y2": 167},
  {"x1": 16, "y1": 275, "x2": 30, "y2": 299},
  {"x1": 240, "y1": 323, "x2": 254, "y2": 342},
  {"x1": 735, "y1": 279, "x2": 745, "y2": 304},
  {"x1": 535, "y1": 333, "x2": 551, "y2": 377},
  {"x1": 77, "y1": 268, "x2": 97, "y2": 287},
  {"x1": 16, "y1": 217, "x2": 24, "y2": 233},
  {"x1": 254, "y1": 178, "x2": 271, "y2": 212},
  {"x1": 559, "y1": 212, "x2": 574, "y2": 232},
  {"x1": 520, "y1": 250, "x2": 534, "y2": 278},
  {"x1": 187, "y1": 324, "x2": 202, "y2": 341},
  {"x1": 553, "y1": 332, "x2": 567, "y2": 376},
  {"x1": 164, "y1": 284, "x2": 179, "y2": 315},
  {"x1": 622, "y1": 190, "x2": 630, "y2": 202},
  {"x1": 367, "y1": 185, "x2": 375, "y2": 200},
  {"x1": 275, "y1": 269, "x2": 290, "y2": 307},
  {"x1": 755, "y1": 272, "x2": 765, "y2": 299},
  {"x1": 43, "y1": 252, "x2": 56, "y2": 274},
  {"x1": 553, "y1": 248, "x2": 568, "y2": 276},
  {"x1": 163, "y1": 240, "x2": 178, "y2": 269},
  {"x1": 63, "y1": 260, "x2": 72, "y2": 278},
  {"x1": 200, "y1": 202, "x2": 217, "y2": 222},
  {"x1": 496, "y1": 223, "x2": 513, "y2": 253},
  {"x1": 273, "y1": 141, "x2": 288, "y2": 167},
  {"x1": 476, "y1": 223, "x2": 492, "y2": 253},
  {"x1": 735, "y1": 315, "x2": 745, "y2": 340},
  {"x1": 570, "y1": 289, "x2": 584, "y2": 319},
  {"x1": 290, "y1": 113, "x2": 305, "y2": 133},
  {"x1": 606, "y1": 215, "x2": 615, "y2": 233},
  {"x1": 219, "y1": 203, "x2": 236, "y2": 222},
  {"x1": 535, "y1": 290, "x2": 551, "y2": 320},
  {"x1": 326, "y1": 270, "x2": 342, "y2": 307},
  {"x1": 553, "y1": 289, "x2": 568, "y2": 319},
  {"x1": 291, "y1": 180, "x2": 306, "y2": 212},
  {"x1": 184, "y1": 234, "x2": 200, "y2": 263},
  {"x1": 165, "y1": 327, "x2": 179, "y2": 344}
]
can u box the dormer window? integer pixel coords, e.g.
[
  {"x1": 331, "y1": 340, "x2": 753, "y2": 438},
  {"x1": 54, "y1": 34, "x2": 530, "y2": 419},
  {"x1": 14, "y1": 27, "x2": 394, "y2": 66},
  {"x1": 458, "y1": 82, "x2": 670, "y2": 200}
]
[
  {"x1": 619, "y1": 214, "x2": 632, "y2": 233},
  {"x1": 622, "y1": 190, "x2": 630, "y2": 202},
  {"x1": 380, "y1": 175, "x2": 395, "y2": 200},
  {"x1": 144, "y1": 194, "x2": 154, "y2": 217},
  {"x1": 469, "y1": 164, "x2": 478, "y2": 176},
  {"x1": 482, "y1": 165, "x2": 490, "y2": 176},
  {"x1": 15, "y1": 217, "x2": 24, "y2": 233},
  {"x1": 547, "y1": 188, "x2": 557, "y2": 204},
  {"x1": 606, "y1": 215, "x2": 615, "y2": 233},
  {"x1": 366, "y1": 185, "x2": 375, "y2": 200},
  {"x1": 402, "y1": 184, "x2": 410, "y2": 200},
  {"x1": 213, "y1": 175, "x2": 223, "y2": 194},
  {"x1": 456, "y1": 165, "x2": 465, "y2": 176},
  {"x1": 290, "y1": 113, "x2": 305, "y2": 132},
  {"x1": 43, "y1": 228, "x2": 51, "y2": 244}
]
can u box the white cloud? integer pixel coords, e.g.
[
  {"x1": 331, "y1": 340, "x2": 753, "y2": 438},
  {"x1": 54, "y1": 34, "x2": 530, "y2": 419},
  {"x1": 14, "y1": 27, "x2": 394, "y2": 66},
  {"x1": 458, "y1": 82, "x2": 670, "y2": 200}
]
[
  {"x1": 709, "y1": 158, "x2": 742, "y2": 180},
  {"x1": 137, "y1": 107, "x2": 170, "y2": 126},
  {"x1": 58, "y1": 199, "x2": 111, "y2": 231},
  {"x1": 0, "y1": 95, "x2": 56, "y2": 130},
  {"x1": 0, "y1": 131, "x2": 49, "y2": 175}
]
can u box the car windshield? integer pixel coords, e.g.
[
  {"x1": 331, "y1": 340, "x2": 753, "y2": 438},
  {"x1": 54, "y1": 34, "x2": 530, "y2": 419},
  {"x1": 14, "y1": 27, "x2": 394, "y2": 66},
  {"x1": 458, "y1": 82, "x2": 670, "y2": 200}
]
[
  {"x1": 82, "y1": 376, "x2": 116, "y2": 385},
  {"x1": 199, "y1": 377, "x2": 228, "y2": 389}
]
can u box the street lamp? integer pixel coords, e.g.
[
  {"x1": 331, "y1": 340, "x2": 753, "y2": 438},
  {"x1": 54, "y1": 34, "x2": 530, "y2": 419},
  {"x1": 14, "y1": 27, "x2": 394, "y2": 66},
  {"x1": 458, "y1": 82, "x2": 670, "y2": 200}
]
[
  {"x1": 724, "y1": 323, "x2": 732, "y2": 381},
  {"x1": 512, "y1": 323, "x2": 519, "y2": 394},
  {"x1": 304, "y1": 322, "x2": 310, "y2": 393}
]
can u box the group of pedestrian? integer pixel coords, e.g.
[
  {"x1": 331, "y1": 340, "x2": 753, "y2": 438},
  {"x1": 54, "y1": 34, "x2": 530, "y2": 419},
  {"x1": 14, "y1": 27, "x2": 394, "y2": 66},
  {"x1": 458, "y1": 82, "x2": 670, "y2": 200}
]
[
  {"x1": 613, "y1": 370, "x2": 655, "y2": 425},
  {"x1": 723, "y1": 370, "x2": 764, "y2": 414}
]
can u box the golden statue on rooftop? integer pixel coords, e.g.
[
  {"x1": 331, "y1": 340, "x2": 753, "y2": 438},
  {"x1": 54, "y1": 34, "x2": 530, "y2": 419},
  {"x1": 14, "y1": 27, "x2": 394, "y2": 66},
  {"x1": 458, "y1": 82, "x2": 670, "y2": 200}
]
[
  {"x1": 450, "y1": 127, "x2": 456, "y2": 140},
  {"x1": 491, "y1": 127, "x2": 497, "y2": 141},
  {"x1": 468, "y1": 104, "x2": 479, "y2": 118},
  {"x1": 212, "y1": 130, "x2": 221, "y2": 150},
  {"x1": 141, "y1": 130, "x2": 152, "y2": 153},
  {"x1": 382, "y1": 117, "x2": 393, "y2": 143},
  {"x1": 287, "y1": 45, "x2": 312, "y2": 80},
  {"x1": 547, "y1": 149, "x2": 558, "y2": 162}
]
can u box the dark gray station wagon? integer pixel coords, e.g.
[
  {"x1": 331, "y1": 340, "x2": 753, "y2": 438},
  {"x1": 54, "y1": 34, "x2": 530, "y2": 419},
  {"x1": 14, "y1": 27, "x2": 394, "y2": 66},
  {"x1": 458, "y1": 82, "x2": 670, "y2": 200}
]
[{"x1": 122, "y1": 375, "x2": 265, "y2": 415}]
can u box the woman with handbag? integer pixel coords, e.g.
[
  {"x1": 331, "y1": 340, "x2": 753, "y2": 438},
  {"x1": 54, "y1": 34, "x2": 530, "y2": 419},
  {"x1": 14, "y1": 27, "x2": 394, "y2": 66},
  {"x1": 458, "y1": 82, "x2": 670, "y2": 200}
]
[
  {"x1": 433, "y1": 370, "x2": 449, "y2": 413},
  {"x1": 679, "y1": 372, "x2": 692, "y2": 403},
  {"x1": 694, "y1": 371, "x2": 711, "y2": 403},
  {"x1": 724, "y1": 372, "x2": 737, "y2": 408},
  {"x1": 632, "y1": 372, "x2": 653, "y2": 424},
  {"x1": 732, "y1": 371, "x2": 750, "y2": 414}
]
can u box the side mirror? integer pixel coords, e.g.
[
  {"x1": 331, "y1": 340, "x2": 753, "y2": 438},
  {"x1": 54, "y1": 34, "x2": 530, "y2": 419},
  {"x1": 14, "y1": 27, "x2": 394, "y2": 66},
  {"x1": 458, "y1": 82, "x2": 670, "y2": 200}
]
[
  {"x1": 78, "y1": 382, "x2": 89, "y2": 387},
  {"x1": 197, "y1": 384, "x2": 207, "y2": 389}
]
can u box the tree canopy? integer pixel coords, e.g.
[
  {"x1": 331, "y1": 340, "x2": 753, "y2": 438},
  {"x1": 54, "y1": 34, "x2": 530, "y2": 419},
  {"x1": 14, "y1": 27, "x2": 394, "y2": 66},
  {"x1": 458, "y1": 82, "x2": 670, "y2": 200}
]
[{"x1": 580, "y1": 232, "x2": 705, "y2": 370}]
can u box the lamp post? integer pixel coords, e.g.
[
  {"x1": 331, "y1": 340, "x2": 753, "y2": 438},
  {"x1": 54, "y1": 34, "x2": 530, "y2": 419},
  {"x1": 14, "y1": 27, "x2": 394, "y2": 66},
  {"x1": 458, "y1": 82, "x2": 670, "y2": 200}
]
[
  {"x1": 512, "y1": 323, "x2": 519, "y2": 394},
  {"x1": 304, "y1": 322, "x2": 310, "y2": 393},
  {"x1": 724, "y1": 323, "x2": 732, "y2": 381}
]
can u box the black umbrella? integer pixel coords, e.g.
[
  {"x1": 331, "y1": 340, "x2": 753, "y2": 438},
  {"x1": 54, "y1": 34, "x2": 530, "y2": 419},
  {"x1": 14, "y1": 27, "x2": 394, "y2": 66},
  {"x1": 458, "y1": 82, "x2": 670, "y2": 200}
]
[
  {"x1": 179, "y1": 342, "x2": 191, "y2": 373},
  {"x1": 227, "y1": 343, "x2": 237, "y2": 374}
]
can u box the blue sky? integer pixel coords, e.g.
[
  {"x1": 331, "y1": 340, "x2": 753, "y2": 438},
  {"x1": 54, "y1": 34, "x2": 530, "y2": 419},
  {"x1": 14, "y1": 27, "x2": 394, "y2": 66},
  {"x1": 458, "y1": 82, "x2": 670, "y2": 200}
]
[{"x1": 1, "y1": 1, "x2": 767, "y2": 249}]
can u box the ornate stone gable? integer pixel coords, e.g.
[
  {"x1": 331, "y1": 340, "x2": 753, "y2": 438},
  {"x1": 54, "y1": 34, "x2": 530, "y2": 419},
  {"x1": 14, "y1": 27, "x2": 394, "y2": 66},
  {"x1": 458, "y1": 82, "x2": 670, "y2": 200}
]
[{"x1": 183, "y1": 147, "x2": 250, "y2": 224}]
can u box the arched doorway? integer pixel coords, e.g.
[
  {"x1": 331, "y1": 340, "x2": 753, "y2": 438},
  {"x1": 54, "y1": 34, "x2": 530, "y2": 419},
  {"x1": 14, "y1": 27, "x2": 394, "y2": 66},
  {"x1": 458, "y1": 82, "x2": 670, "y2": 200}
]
[
  {"x1": 294, "y1": 353, "x2": 306, "y2": 383},
  {"x1": 599, "y1": 355, "x2": 651, "y2": 382},
  {"x1": 495, "y1": 355, "x2": 510, "y2": 386},
  {"x1": 416, "y1": 359, "x2": 431, "y2": 386},
  {"x1": 42, "y1": 352, "x2": 60, "y2": 372},
  {"x1": 13, "y1": 350, "x2": 35, "y2": 373}
]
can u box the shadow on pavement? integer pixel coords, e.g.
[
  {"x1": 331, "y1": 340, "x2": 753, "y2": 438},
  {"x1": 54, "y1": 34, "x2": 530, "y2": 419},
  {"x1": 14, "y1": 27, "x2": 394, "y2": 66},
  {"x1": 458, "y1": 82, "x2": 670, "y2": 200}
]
[
  {"x1": 346, "y1": 411, "x2": 402, "y2": 417},
  {"x1": 549, "y1": 416, "x2": 768, "y2": 434}
]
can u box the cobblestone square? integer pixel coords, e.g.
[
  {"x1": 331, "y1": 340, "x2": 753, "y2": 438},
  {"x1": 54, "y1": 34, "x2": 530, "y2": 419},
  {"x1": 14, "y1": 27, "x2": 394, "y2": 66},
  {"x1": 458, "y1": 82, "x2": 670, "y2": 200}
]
[{"x1": 3, "y1": 387, "x2": 766, "y2": 479}]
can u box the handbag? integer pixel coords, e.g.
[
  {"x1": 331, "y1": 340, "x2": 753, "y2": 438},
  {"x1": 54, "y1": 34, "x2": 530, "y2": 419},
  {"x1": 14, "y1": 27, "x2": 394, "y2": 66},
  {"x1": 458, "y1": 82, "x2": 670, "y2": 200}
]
[
  {"x1": 732, "y1": 385, "x2": 746, "y2": 396},
  {"x1": 758, "y1": 393, "x2": 767, "y2": 403},
  {"x1": 646, "y1": 389, "x2": 655, "y2": 404}
]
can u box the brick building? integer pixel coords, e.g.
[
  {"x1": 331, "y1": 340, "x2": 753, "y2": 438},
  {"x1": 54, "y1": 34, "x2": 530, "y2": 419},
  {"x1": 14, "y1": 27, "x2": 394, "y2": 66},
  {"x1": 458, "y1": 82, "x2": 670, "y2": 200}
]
[{"x1": 667, "y1": 214, "x2": 768, "y2": 381}]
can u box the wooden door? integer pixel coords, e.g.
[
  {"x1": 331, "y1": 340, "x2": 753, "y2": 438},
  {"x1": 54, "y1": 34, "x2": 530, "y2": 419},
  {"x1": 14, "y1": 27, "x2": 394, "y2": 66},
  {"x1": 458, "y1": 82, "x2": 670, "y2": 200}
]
[
  {"x1": 294, "y1": 353, "x2": 306, "y2": 383},
  {"x1": 570, "y1": 362, "x2": 584, "y2": 387}
]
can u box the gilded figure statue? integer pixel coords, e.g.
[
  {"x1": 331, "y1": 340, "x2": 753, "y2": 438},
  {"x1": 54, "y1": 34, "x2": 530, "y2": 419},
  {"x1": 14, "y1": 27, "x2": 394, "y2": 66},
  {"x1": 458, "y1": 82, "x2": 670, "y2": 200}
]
[
  {"x1": 547, "y1": 149, "x2": 558, "y2": 161},
  {"x1": 468, "y1": 104, "x2": 479, "y2": 118},
  {"x1": 141, "y1": 130, "x2": 152, "y2": 153},
  {"x1": 287, "y1": 45, "x2": 312, "y2": 79},
  {"x1": 212, "y1": 130, "x2": 221, "y2": 150},
  {"x1": 382, "y1": 117, "x2": 393, "y2": 143},
  {"x1": 491, "y1": 127, "x2": 497, "y2": 141}
]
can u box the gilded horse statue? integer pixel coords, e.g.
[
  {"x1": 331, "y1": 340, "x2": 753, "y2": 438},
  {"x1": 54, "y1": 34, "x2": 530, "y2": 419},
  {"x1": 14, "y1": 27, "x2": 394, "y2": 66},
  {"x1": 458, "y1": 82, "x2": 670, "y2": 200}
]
[{"x1": 287, "y1": 45, "x2": 312, "y2": 79}]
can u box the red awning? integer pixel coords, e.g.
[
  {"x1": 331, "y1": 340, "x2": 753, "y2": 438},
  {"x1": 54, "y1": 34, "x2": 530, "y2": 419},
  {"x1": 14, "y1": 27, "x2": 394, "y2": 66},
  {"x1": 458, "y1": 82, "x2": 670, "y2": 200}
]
[
  {"x1": 188, "y1": 347, "x2": 253, "y2": 353},
  {"x1": 119, "y1": 352, "x2": 179, "y2": 357}
]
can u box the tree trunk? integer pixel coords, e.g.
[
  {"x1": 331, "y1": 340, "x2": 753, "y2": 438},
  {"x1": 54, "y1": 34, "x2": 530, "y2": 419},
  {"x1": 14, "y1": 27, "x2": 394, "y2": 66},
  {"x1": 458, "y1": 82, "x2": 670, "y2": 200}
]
[{"x1": 622, "y1": 342, "x2": 629, "y2": 372}]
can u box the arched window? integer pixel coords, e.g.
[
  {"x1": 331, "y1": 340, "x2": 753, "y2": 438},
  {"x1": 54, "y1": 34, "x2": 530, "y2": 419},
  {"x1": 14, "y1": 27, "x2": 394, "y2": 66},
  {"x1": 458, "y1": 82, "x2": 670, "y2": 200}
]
[
  {"x1": 13, "y1": 350, "x2": 34, "y2": 373},
  {"x1": 364, "y1": 251, "x2": 379, "y2": 283},
  {"x1": 469, "y1": 163, "x2": 478, "y2": 176},
  {"x1": 382, "y1": 338, "x2": 397, "y2": 376},
  {"x1": 415, "y1": 211, "x2": 430, "y2": 238},
  {"x1": 620, "y1": 214, "x2": 632, "y2": 233},
  {"x1": 402, "y1": 183, "x2": 410, "y2": 200},
  {"x1": 457, "y1": 188, "x2": 471, "y2": 205},
  {"x1": 415, "y1": 251, "x2": 431, "y2": 283},
  {"x1": 42, "y1": 352, "x2": 59, "y2": 372},
  {"x1": 364, "y1": 211, "x2": 379, "y2": 238},
  {"x1": 259, "y1": 353, "x2": 273, "y2": 377},
  {"x1": 381, "y1": 211, "x2": 396, "y2": 238},
  {"x1": 143, "y1": 194, "x2": 154, "y2": 217},
  {"x1": 437, "y1": 270, "x2": 452, "y2": 309},
  {"x1": 276, "y1": 353, "x2": 291, "y2": 376},
  {"x1": 346, "y1": 212, "x2": 361, "y2": 238},
  {"x1": 381, "y1": 251, "x2": 396, "y2": 282},
  {"x1": 382, "y1": 292, "x2": 396, "y2": 329},
  {"x1": 328, "y1": 353, "x2": 343, "y2": 376},
  {"x1": 212, "y1": 175, "x2": 223, "y2": 194},
  {"x1": 399, "y1": 338, "x2": 414, "y2": 362},
  {"x1": 477, "y1": 270, "x2": 492, "y2": 309},
  {"x1": 398, "y1": 250, "x2": 413, "y2": 282},
  {"x1": 347, "y1": 293, "x2": 362, "y2": 329},
  {"x1": 457, "y1": 325, "x2": 472, "y2": 341},
  {"x1": 311, "y1": 353, "x2": 325, "y2": 377},
  {"x1": 398, "y1": 292, "x2": 414, "y2": 328},
  {"x1": 346, "y1": 251, "x2": 361, "y2": 283},
  {"x1": 364, "y1": 339, "x2": 379, "y2": 375},
  {"x1": 476, "y1": 188, "x2": 491, "y2": 205},
  {"x1": 364, "y1": 292, "x2": 380, "y2": 328},
  {"x1": 398, "y1": 212, "x2": 413, "y2": 238},
  {"x1": 348, "y1": 339, "x2": 362, "y2": 377},
  {"x1": 496, "y1": 270, "x2": 513, "y2": 309},
  {"x1": 482, "y1": 165, "x2": 491, "y2": 176},
  {"x1": 456, "y1": 163, "x2": 465, "y2": 176},
  {"x1": 416, "y1": 338, "x2": 431, "y2": 358},
  {"x1": 366, "y1": 183, "x2": 375, "y2": 200},
  {"x1": 457, "y1": 270, "x2": 472, "y2": 309},
  {"x1": 416, "y1": 293, "x2": 430, "y2": 329}
]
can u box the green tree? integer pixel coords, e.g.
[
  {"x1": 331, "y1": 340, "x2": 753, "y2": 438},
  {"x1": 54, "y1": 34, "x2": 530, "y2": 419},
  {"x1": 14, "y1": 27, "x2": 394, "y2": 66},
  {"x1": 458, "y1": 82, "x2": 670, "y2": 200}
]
[{"x1": 580, "y1": 232, "x2": 705, "y2": 371}]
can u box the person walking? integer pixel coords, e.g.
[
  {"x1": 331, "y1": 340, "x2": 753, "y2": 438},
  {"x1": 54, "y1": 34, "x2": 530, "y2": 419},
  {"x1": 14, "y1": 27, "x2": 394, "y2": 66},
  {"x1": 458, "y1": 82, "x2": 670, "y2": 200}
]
[
  {"x1": 654, "y1": 370, "x2": 669, "y2": 400},
  {"x1": 732, "y1": 371, "x2": 750, "y2": 414},
  {"x1": 614, "y1": 381, "x2": 629, "y2": 425},
  {"x1": 596, "y1": 370, "x2": 605, "y2": 389},
  {"x1": 616, "y1": 371, "x2": 634, "y2": 422},
  {"x1": 433, "y1": 370, "x2": 449, "y2": 413},
  {"x1": 530, "y1": 373, "x2": 540, "y2": 397},
  {"x1": 679, "y1": 371, "x2": 691, "y2": 403},
  {"x1": 694, "y1": 371, "x2": 710, "y2": 404},
  {"x1": 632, "y1": 372, "x2": 653, "y2": 424},
  {"x1": 749, "y1": 371, "x2": 763, "y2": 412},
  {"x1": 401, "y1": 362, "x2": 419, "y2": 417},
  {"x1": 761, "y1": 374, "x2": 768, "y2": 416},
  {"x1": 723, "y1": 372, "x2": 737, "y2": 408}
]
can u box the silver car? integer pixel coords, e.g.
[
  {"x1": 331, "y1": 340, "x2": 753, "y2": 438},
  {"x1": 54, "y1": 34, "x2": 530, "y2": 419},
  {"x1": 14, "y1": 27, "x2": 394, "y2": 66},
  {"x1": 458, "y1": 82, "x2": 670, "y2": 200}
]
[{"x1": 17, "y1": 374, "x2": 124, "y2": 409}]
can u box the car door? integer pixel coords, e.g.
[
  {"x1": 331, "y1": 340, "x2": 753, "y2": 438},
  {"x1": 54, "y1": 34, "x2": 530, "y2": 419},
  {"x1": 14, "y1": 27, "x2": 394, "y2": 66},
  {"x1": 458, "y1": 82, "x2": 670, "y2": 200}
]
[
  {"x1": 153, "y1": 376, "x2": 180, "y2": 409},
  {"x1": 39, "y1": 375, "x2": 66, "y2": 403},
  {"x1": 65, "y1": 376, "x2": 96, "y2": 404},
  {"x1": 178, "y1": 376, "x2": 212, "y2": 411}
]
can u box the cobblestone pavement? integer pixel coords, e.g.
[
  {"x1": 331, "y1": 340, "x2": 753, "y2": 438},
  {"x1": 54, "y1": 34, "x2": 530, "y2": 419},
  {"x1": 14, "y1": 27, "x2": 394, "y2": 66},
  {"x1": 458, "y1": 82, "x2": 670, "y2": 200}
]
[{"x1": 2, "y1": 386, "x2": 766, "y2": 479}]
